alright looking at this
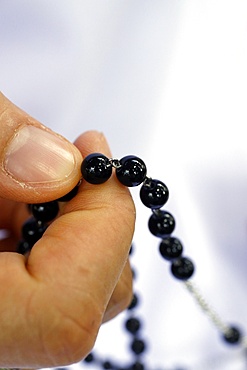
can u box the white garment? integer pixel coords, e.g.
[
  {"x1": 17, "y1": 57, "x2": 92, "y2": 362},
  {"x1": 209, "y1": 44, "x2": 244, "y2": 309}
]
[{"x1": 1, "y1": 1, "x2": 247, "y2": 369}]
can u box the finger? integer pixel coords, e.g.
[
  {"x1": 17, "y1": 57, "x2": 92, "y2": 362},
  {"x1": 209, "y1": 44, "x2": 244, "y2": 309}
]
[
  {"x1": 0, "y1": 131, "x2": 136, "y2": 368},
  {"x1": 0, "y1": 92, "x2": 82, "y2": 203},
  {"x1": 103, "y1": 259, "x2": 133, "y2": 323}
]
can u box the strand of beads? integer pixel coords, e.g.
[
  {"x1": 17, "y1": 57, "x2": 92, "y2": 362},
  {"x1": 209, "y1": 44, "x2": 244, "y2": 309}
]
[
  {"x1": 17, "y1": 152, "x2": 247, "y2": 370},
  {"x1": 80, "y1": 153, "x2": 245, "y2": 347}
]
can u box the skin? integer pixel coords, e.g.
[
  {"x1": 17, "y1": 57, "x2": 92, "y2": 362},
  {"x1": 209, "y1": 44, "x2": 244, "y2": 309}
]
[{"x1": 0, "y1": 93, "x2": 136, "y2": 368}]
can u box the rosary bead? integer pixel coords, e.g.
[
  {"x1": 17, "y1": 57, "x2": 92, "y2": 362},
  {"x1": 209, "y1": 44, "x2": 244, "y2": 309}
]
[
  {"x1": 102, "y1": 361, "x2": 113, "y2": 369},
  {"x1": 84, "y1": 353, "x2": 95, "y2": 363},
  {"x1": 116, "y1": 156, "x2": 147, "y2": 187},
  {"x1": 16, "y1": 240, "x2": 31, "y2": 255},
  {"x1": 81, "y1": 153, "x2": 112, "y2": 184},
  {"x1": 148, "y1": 211, "x2": 175, "y2": 238},
  {"x1": 129, "y1": 361, "x2": 145, "y2": 370},
  {"x1": 171, "y1": 257, "x2": 195, "y2": 280},
  {"x1": 125, "y1": 318, "x2": 141, "y2": 335},
  {"x1": 30, "y1": 201, "x2": 59, "y2": 223},
  {"x1": 22, "y1": 218, "x2": 47, "y2": 246},
  {"x1": 130, "y1": 338, "x2": 146, "y2": 355},
  {"x1": 140, "y1": 179, "x2": 169, "y2": 209},
  {"x1": 159, "y1": 237, "x2": 183, "y2": 260},
  {"x1": 223, "y1": 326, "x2": 242, "y2": 344}
]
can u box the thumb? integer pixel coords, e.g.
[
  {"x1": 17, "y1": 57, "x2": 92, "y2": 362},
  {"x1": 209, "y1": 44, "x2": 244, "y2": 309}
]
[{"x1": 0, "y1": 93, "x2": 82, "y2": 203}]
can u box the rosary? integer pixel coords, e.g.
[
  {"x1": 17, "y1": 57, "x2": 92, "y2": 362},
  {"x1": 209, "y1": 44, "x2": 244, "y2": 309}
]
[{"x1": 14, "y1": 153, "x2": 247, "y2": 370}]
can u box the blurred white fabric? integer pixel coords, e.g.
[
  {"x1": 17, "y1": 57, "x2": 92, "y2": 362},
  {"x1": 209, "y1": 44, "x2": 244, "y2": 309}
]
[{"x1": 1, "y1": 1, "x2": 247, "y2": 369}]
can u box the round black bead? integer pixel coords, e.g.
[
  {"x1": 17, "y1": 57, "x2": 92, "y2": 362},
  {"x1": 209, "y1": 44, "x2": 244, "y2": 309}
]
[
  {"x1": 159, "y1": 237, "x2": 183, "y2": 260},
  {"x1": 140, "y1": 179, "x2": 169, "y2": 209},
  {"x1": 130, "y1": 338, "x2": 146, "y2": 355},
  {"x1": 171, "y1": 257, "x2": 195, "y2": 280},
  {"x1": 125, "y1": 317, "x2": 141, "y2": 334},
  {"x1": 102, "y1": 361, "x2": 113, "y2": 369},
  {"x1": 223, "y1": 326, "x2": 242, "y2": 344},
  {"x1": 81, "y1": 153, "x2": 112, "y2": 184},
  {"x1": 84, "y1": 353, "x2": 95, "y2": 363},
  {"x1": 30, "y1": 201, "x2": 59, "y2": 223},
  {"x1": 128, "y1": 293, "x2": 139, "y2": 310},
  {"x1": 22, "y1": 218, "x2": 48, "y2": 246},
  {"x1": 116, "y1": 156, "x2": 147, "y2": 187},
  {"x1": 148, "y1": 211, "x2": 175, "y2": 238},
  {"x1": 57, "y1": 184, "x2": 79, "y2": 202},
  {"x1": 16, "y1": 240, "x2": 32, "y2": 255},
  {"x1": 130, "y1": 361, "x2": 145, "y2": 370}
]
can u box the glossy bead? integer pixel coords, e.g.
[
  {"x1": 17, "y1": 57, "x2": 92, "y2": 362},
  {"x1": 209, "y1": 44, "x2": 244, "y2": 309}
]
[
  {"x1": 116, "y1": 156, "x2": 147, "y2": 187},
  {"x1": 159, "y1": 237, "x2": 183, "y2": 260},
  {"x1": 31, "y1": 201, "x2": 59, "y2": 222},
  {"x1": 130, "y1": 338, "x2": 146, "y2": 355},
  {"x1": 16, "y1": 240, "x2": 31, "y2": 255},
  {"x1": 171, "y1": 257, "x2": 195, "y2": 280},
  {"x1": 57, "y1": 184, "x2": 79, "y2": 202},
  {"x1": 148, "y1": 211, "x2": 175, "y2": 237},
  {"x1": 22, "y1": 218, "x2": 47, "y2": 246},
  {"x1": 81, "y1": 153, "x2": 112, "y2": 184},
  {"x1": 223, "y1": 326, "x2": 242, "y2": 344},
  {"x1": 125, "y1": 317, "x2": 141, "y2": 334},
  {"x1": 140, "y1": 179, "x2": 169, "y2": 209}
]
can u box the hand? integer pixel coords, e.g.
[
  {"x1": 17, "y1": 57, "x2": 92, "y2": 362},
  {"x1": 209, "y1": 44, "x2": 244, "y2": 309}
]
[{"x1": 0, "y1": 93, "x2": 135, "y2": 368}]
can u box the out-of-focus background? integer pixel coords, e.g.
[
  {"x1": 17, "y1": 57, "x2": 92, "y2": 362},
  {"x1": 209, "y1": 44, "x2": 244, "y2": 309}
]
[{"x1": 1, "y1": 1, "x2": 247, "y2": 369}]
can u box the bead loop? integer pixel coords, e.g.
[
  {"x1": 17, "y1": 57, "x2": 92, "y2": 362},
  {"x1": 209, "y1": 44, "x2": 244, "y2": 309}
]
[{"x1": 109, "y1": 158, "x2": 122, "y2": 169}]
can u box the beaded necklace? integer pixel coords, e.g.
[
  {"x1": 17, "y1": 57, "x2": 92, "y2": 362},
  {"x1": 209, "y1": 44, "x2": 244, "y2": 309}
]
[{"x1": 15, "y1": 153, "x2": 247, "y2": 370}]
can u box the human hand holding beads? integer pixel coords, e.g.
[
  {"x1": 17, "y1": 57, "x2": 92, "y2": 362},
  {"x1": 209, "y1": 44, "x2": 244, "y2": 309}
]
[
  {"x1": 0, "y1": 94, "x2": 242, "y2": 370},
  {"x1": 0, "y1": 94, "x2": 135, "y2": 368}
]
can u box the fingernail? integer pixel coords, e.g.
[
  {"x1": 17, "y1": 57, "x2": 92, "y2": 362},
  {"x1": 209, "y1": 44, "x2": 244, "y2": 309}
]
[{"x1": 4, "y1": 125, "x2": 77, "y2": 183}]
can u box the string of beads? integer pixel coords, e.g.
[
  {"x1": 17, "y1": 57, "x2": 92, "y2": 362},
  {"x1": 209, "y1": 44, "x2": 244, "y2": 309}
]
[{"x1": 16, "y1": 153, "x2": 246, "y2": 370}]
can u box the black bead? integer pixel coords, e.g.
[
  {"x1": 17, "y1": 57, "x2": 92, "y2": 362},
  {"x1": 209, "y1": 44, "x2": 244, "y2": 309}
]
[
  {"x1": 171, "y1": 257, "x2": 195, "y2": 280},
  {"x1": 116, "y1": 156, "x2": 147, "y2": 187},
  {"x1": 84, "y1": 353, "x2": 95, "y2": 363},
  {"x1": 223, "y1": 326, "x2": 242, "y2": 344},
  {"x1": 129, "y1": 361, "x2": 145, "y2": 370},
  {"x1": 57, "y1": 184, "x2": 79, "y2": 202},
  {"x1": 140, "y1": 179, "x2": 169, "y2": 209},
  {"x1": 22, "y1": 218, "x2": 48, "y2": 246},
  {"x1": 128, "y1": 293, "x2": 139, "y2": 310},
  {"x1": 125, "y1": 317, "x2": 141, "y2": 334},
  {"x1": 159, "y1": 237, "x2": 183, "y2": 260},
  {"x1": 148, "y1": 211, "x2": 175, "y2": 238},
  {"x1": 102, "y1": 361, "x2": 113, "y2": 369},
  {"x1": 30, "y1": 201, "x2": 59, "y2": 223},
  {"x1": 16, "y1": 240, "x2": 32, "y2": 255},
  {"x1": 81, "y1": 153, "x2": 112, "y2": 184},
  {"x1": 130, "y1": 338, "x2": 146, "y2": 355}
]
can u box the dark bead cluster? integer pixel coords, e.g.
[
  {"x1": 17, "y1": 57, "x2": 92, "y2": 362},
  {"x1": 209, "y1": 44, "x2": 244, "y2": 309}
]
[
  {"x1": 17, "y1": 184, "x2": 79, "y2": 255},
  {"x1": 81, "y1": 153, "x2": 195, "y2": 281},
  {"x1": 17, "y1": 201, "x2": 59, "y2": 254}
]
